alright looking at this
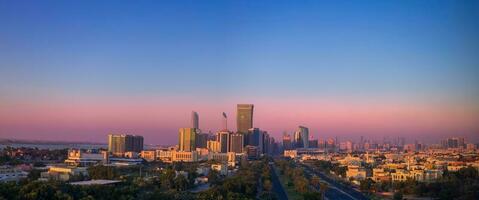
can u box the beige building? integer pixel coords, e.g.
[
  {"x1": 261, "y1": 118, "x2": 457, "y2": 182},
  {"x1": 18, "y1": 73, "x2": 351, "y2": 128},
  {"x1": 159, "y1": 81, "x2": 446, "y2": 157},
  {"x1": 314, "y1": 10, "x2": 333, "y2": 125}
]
[
  {"x1": 140, "y1": 150, "x2": 156, "y2": 162},
  {"x1": 41, "y1": 166, "x2": 88, "y2": 181},
  {"x1": 391, "y1": 170, "x2": 414, "y2": 182},
  {"x1": 64, "y1": 149, "x2": 107, "y2": 166},
  {"x1": 207, "y1": 140, "x2": 221, "y2": 153},
  {"x1": 372, "y1": 168, "x2": 390, "y2": 182},
  {"x1": 211, "y1": 164, "x2": 228, "y2": 176},
  {"x1": 172, "y1": 151, "x2": 198, "y2": 162},
  {"x1": 156, "y1": 149, "x2": 172, "y2": 162},
  {"x1": 346, "y1": 165, "x2": 367, "y2": 180}
]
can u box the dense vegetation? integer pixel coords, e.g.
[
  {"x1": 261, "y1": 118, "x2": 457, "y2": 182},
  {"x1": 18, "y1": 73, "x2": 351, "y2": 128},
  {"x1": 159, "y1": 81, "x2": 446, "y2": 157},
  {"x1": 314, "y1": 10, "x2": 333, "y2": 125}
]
[
  {"x1": 275, "y1": 159, "x2": 323, "y2": 200},
  {"x1": 0, "y1": 159, "x2": 275, "y2": 200},
  {"x1": 307, "y1": 160, "x2": 347, "y2": 178}
]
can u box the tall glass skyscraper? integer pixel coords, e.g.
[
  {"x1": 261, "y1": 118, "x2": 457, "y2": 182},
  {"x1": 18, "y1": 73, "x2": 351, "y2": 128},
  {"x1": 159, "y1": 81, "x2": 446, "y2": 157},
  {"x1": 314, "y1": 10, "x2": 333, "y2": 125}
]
[
  {"x1": 191, "y1": 111, "x2": 199, "y2": 129},
  {"x1": 236, "y1": 104, "x2": 254, "y2": 133},
  {"x1": 293, "y1": 126, "x2": 309, "y2": 148}
]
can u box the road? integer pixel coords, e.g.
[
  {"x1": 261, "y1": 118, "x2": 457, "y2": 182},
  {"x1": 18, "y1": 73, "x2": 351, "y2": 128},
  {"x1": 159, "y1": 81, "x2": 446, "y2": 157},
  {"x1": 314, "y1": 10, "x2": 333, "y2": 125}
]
[
  {"x1": 269, "y1": 163, "x2": 289, "y2": 200},
  {"x1": 301, "y1": 163, "x2": 370, "y2": 200}
]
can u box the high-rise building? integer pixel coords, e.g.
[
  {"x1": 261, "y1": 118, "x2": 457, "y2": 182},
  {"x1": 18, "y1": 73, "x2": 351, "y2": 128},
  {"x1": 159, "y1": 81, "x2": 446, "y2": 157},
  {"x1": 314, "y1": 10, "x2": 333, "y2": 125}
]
[
  {"x1": 191, "y1": 111, "x2": 199, "y2": 129},
  {"x1": 445, "y1": 137, "x2": 465, "y2": 149},
  {"x1": 179, "y1": 128, "x2": 196, "y2": 152},
  {"x1": 283, "y1": 133, "x2": 292, "y2": 150},
  {"x1": 229, "y1": 133, "x2": 244, "y2": 153},
  {"x1": 262, "y1": 132, "x2": 270, "y2": 154},
  {"x1": 195, "y1": 132, "x2": 208, "y2": 148},
  {"x1": 218, "y1": 131, "x2": 230, "y2": 153},
  {"x1": 237, "y1": 104, "x2": 254, "y2": 133},
  {"x1": 108, "y1": 134, "x2": 144, "y2": 156},
  {"x1": 245, "y1": 128, "x2": 264, "y2": 153},
  {"x1": 309, "y1": 138, "x2": 318, "y2": 148},
  {"x1": 293, "y1": 126, "x2": 309, "y2": 148}
]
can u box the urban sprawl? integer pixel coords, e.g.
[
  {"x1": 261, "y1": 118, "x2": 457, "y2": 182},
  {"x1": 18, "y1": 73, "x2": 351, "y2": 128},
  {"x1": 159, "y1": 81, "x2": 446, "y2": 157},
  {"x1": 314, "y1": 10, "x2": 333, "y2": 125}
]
[{"x1": 1, "y1": 104, "x2": 478, "y2": 200}]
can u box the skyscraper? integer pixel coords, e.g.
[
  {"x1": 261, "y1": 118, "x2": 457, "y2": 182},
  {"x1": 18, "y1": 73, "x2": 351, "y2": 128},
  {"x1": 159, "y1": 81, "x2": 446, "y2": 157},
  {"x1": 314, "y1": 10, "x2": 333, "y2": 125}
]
[
  {"x1": 195, "y1": 132, "x2": 208, "y2": 148},
  {"x1": 229, "y1": 133, "x2": 244, "y2": 153},
  {"x1": 246, "y1": 128, "x2": 264, "y2": 154},
  {"x1": 283, "y1": 133, "x2": 292, "y2": 150},
  {"x1": 191, "y1": 111, "x2": 199, "y2": 129},
  {"x1": 294, "y1": 126, "x2": 309, "y2": 148},
  {"x1": 179, "y1": 128, "x2": 196, "y2": 152},
  {"x1": 108, "y1": 134, "x2": 144, "y2": 156},
  {"x1": 217, "y1": 131, "x2": 230, "y2": 153},
  {"x1": 237, "y1": 104, "x2": 254, "y2": 133}
]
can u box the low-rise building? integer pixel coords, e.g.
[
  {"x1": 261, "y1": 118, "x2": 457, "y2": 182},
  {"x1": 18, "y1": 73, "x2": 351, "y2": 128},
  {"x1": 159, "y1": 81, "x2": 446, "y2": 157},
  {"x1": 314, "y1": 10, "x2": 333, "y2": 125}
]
[
  {"x1": 211, "y1": 164, "x2": 228, "y2": 176},
  {"x1": 140, "y1": 150, "x2": 156, "y2": 162},
  {"x1": 346, "y1": 165, "x2": 367, "y2": 180},
  {"x1": 41, "y1": 166, "x2": 88, "y2": 181},
  {"x1": 0, "y1": 166, "x2": 28, "y2": 182},
  {"x1": 64, "y1": 149, "x2": 107, "y2": 167}
]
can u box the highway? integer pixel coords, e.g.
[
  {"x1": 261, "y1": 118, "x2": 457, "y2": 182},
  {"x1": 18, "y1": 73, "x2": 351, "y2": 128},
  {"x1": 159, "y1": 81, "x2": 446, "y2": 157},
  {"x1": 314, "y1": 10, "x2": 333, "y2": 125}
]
[{"x1": 301, "y1": 163, "x2": 370, "y2": 200}]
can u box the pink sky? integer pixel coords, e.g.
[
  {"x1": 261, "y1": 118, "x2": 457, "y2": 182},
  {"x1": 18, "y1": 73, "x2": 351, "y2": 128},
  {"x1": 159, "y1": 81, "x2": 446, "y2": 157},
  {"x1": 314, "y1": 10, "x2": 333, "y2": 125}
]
[{"x1": 1, "y1": 96, "x2": 478, "y2": 145}]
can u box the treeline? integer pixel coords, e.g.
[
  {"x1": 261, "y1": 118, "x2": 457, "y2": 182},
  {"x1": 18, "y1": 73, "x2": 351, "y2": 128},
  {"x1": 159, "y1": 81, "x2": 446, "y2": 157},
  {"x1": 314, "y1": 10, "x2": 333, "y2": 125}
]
[
  {"x1": 308, "y1": 160, "x2": 347, "y2": 177},
  {"x1": 276, "y1": 159, "x2": 323, "y2": 200},
  {"x1": 196, "y1": 158, "x2": 275, "y2": 200},
  {"x1": 0, "y1": 159, "x2": 275, "y2": 200}
]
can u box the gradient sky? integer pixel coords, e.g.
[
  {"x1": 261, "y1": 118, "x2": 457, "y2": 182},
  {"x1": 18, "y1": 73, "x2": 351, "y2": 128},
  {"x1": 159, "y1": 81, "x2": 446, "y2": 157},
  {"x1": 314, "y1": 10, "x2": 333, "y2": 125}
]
[{"x1": 1, "y1": 0, "x2": 478, "y2": 145}]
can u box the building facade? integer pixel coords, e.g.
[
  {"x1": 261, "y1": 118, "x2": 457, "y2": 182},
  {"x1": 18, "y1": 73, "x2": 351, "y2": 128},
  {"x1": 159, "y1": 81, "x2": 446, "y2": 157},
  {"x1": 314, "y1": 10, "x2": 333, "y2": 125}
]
[
  {"x1": 179, "y1": 128, "x2": 197, "y2": 152},
  {"x1": 236, "y1": 104, "x2": 254, "y2": 133},
  {"x1": 108, "y1": 134, "x2": 144, "y2": 156}
]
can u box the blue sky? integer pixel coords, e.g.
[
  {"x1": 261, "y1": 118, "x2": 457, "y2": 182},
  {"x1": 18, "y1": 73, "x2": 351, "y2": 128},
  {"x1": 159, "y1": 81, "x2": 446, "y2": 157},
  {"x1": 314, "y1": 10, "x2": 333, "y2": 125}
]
[{"x1": 1, "y1": 1, "x2": 478, "y2": 143}]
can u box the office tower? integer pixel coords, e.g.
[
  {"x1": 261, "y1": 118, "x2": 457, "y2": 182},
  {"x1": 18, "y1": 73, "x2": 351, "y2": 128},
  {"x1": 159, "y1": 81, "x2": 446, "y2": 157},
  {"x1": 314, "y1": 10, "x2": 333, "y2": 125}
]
[
  {"x1": 218, "y1": 131, "x2": 230, "y2": 153},
  {"x1": 229, "y1": 133, "x2": 244, "y2": 153},
  {"x1": 245, "y1": 128, "x2": 264, "y2": 153},
  {"x1": 318, "y1": 139, "x2": 325, "y2": 149},
  {"x1": 346, "y1": 141, "x2": 353, "y2": 152},
  {"x1": 326, "y1": 138, "x2": 335, "y2": 150},
  {"x1": 237, "y1": 104, "x2": 254, "y2": 133},
  {"x1": 283, "y1": 133, "x2": 292, "y2": 150},
  {"x1": 191, "y1": 111, "x2": 199, "y2": 129},
  {"x1": 445, "y1": 137, "x2": 465, "y2": 149},
  {"x1": 262, "y1": 132, "x2": 270, "y2": 154},
  {"x1": 294, "y1": 126, "x2": 309, "y2": 148},
  {"x1": 222, "y1": 112, "x2": 228, "y2": 131},
  {"x1": 108, "y1": 134, "x2": 144, "y2": 155},
  {"x1": 309, "y1": 137, "x2": 318, "y2": 148},
  {"x1": 195, "y1": 132, "x2": 208, "y2": 148},
  {"x1": 179, "y1": 128, "x2": 196, "y2": 152}
]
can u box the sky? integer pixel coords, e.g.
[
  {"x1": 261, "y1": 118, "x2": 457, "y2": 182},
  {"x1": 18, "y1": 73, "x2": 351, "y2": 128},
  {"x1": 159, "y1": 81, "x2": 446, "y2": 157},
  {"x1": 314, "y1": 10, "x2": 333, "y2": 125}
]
[{"x1": 0, "y1": 0, "x2": 478, "y2": 145}]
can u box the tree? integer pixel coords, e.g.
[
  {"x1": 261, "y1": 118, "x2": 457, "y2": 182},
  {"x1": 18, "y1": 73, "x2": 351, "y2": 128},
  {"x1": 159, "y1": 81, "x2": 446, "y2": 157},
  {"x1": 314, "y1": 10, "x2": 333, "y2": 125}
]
[
  {"x1": 263, "y1": 179, "x2": 272, "y2": 191},
  {"x1": 393, "y1": 191, "x2": 403, "y2": 200},
  {"x1": 319, "y1": 182, "x2": 329, "y2": 200},
  {"x1": 208, "y1": 169, "x2": 220, "y2": 186},
  {"x1": 311, "y1": 176, "x2": 320, "y2": 189},
  {"x1": 303, "y1": 191, "x2": 322, "y2": 200},
  {"x1": 174, "y1": 174, "x2": 189, "y2": 191},
  {"x1": 359, "y1": 178, "x2": 375, "y2": 192}
]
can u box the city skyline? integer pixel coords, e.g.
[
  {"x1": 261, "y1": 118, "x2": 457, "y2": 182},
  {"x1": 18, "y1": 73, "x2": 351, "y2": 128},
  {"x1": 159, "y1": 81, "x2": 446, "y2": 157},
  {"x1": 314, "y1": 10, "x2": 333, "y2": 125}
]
[{"x1": 1, "y1": 1, "x2": 479, "y2": 144}]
